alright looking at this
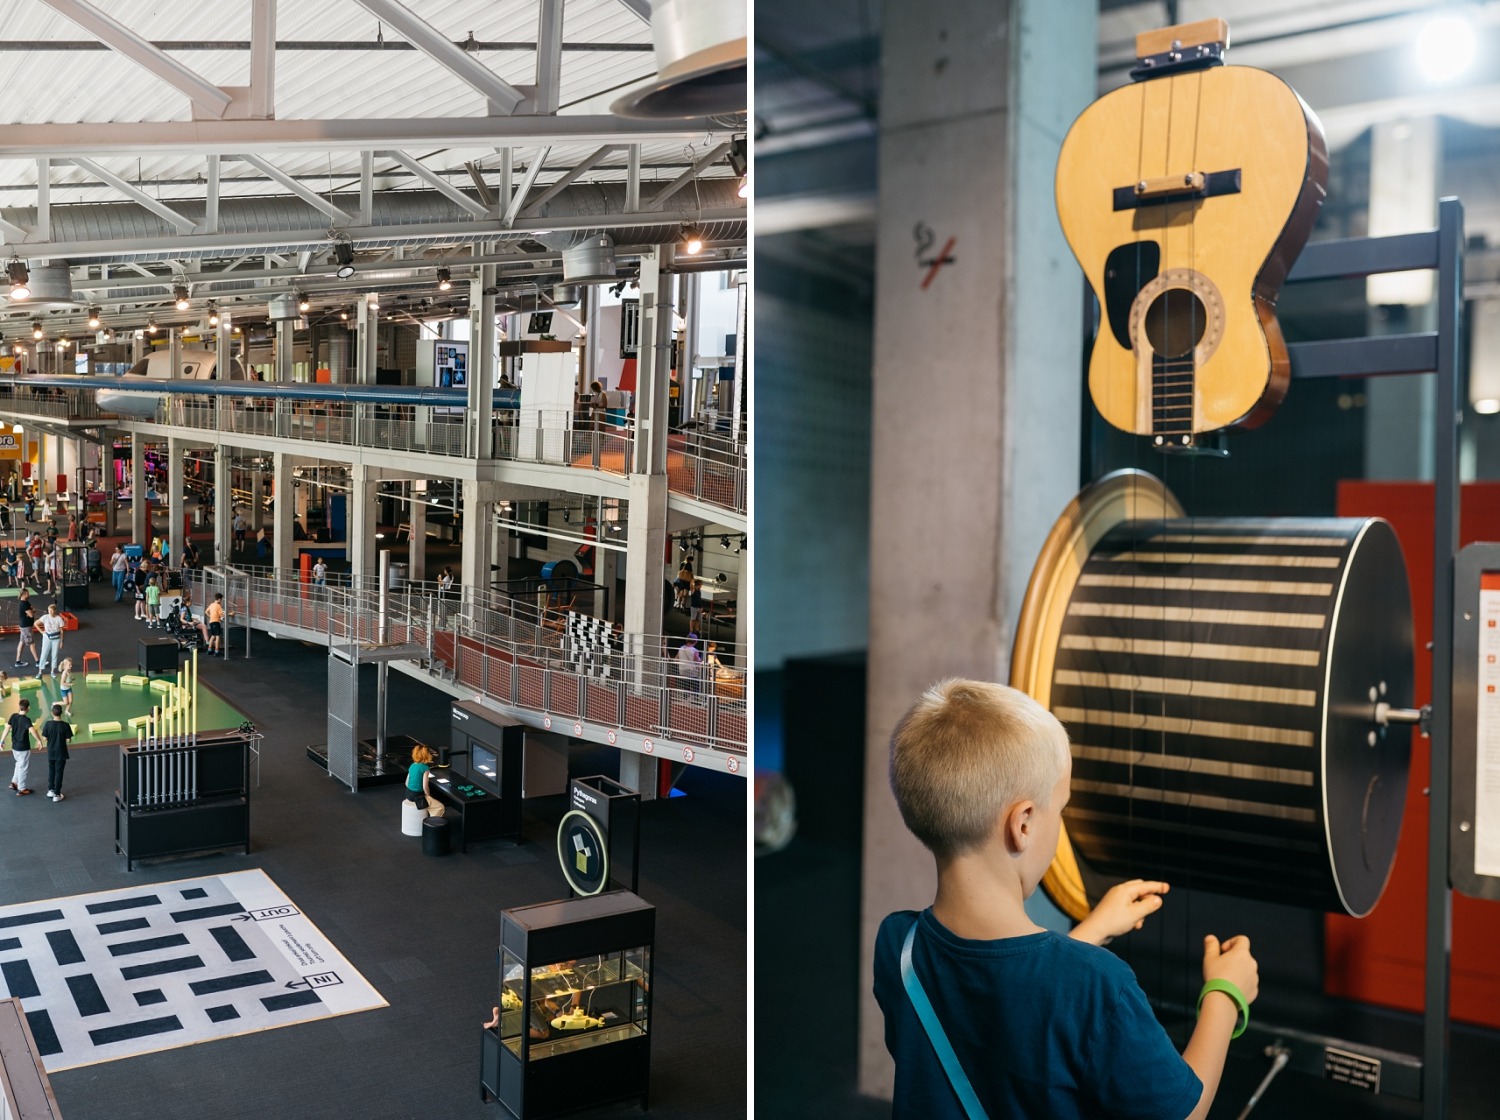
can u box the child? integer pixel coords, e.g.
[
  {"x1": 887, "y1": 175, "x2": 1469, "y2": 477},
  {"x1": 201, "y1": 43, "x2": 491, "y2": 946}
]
[
  {"x1": 144, "y1": 576, "x2": 161, "y2": 628},
  {"x1": 874, "y1": 680, "x2": 1259, "y2": 1120},
  {"x1": 57, "y1": 659, "x2": 72, "y2": 716}
]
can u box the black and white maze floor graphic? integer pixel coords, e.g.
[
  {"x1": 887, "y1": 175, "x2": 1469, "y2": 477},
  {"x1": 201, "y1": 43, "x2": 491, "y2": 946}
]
[{"x1": 0, "y1": 869, "x2": 387, "y2": 1071}]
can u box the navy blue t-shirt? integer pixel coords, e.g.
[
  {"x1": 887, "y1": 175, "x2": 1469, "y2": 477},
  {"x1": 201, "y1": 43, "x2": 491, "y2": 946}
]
[{"x1": 874, "y1": 909, "x2": 1202, "y2": 1120}]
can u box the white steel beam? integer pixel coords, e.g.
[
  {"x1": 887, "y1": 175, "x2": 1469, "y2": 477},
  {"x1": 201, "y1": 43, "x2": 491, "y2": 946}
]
[
  {"x1": 498, "y1": 148, "x2": 514, "y2": 212},
  {"x1": 67, "y1": 157, "x2": 196, "y2": 232},
  {"x1": 359, "y1": 150, "x2": 374, "y2": 226},
  {"x1": 521, "y1": 145, "x2": 619, "y2": 217},
  {"x1": 502, "y1": 148, "x2": 550, "y2": 227},
  {"x1": 0, "y1": 216, "x2": 27, "y2": 244},
  {"x1": 20, "y1": 207, "x2": 746, "y2": 260},
  {"x1": 35, "y1": 159, "x2": 49, "y2": 241},
  {"x1": 39, "y1": 0, "x2": 235, "y2": 120},
  {"x1": 379, "y1": 151, "x2": 489, "y2": 218},
  {"x1": 0, "y1": 116, "x2": 727, "y2": 157},
  {"x1": 351, "y1": 0, "x2": 526, "y2": 116},
  {"x1": 646, "y1": 142, "x2": 731, "y2": 209},
  {"x1": 533, "y1": 1, "x2": 565, "y2": 116},
  {"x1": 248, "y1": 0, "x2": 276, "y2": 120},
  {"x1": 204, "y1": 154, "x2": 220, "y2": 233},
  {"x1": 235, "y1": 154, "x2": 352, "y2": 224},
  {"x1": 626, "y1": 144, "x2": 640, "y2": 212},
  {"x1": 615, "y1": 0, "x2": 651, "y2": 23}
]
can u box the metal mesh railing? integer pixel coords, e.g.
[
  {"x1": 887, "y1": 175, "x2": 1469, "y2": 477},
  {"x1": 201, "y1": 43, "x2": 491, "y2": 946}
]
[{"x1": 186, "y1": 567, "x2": 748, "y2": 759}]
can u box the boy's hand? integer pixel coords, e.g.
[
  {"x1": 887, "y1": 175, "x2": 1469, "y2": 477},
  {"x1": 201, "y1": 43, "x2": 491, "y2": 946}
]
[
  {"x1": 1202, "y1": 934, "x2": 1259, "y2": 1004},
  {"x1": 1069, "y1": 879, "x2": 1169, "y2": 946}
]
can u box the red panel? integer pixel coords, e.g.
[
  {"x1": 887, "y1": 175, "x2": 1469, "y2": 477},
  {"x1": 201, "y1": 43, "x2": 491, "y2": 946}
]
[{"x1": 1327, "y1": 482, "x2": 1500, "y2": 1028}]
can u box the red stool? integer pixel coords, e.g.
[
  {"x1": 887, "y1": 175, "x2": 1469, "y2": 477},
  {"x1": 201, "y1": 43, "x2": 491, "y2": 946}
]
[{"x1": 82, "y1": 651, "x2": 102, "y2": 673}]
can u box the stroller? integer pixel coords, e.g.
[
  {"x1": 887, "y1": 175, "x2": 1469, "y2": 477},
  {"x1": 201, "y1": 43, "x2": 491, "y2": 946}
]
[{"x1": 162, "y1": 602, "x2": 206, "y2": 650}]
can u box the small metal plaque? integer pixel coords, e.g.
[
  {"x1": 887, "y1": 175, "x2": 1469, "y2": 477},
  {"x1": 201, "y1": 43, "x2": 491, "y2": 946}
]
[{"x1": 1324, "y1": 1046, "x2": 1381, "y2": 1093}]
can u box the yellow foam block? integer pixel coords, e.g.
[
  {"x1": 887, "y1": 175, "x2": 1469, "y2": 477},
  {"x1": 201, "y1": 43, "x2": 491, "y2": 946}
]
[
  {"x1": 149, "y1": 679, "x2": 176, "y2": 694},
  {"x1": 118, "y1": 674, "x2": 147, "y2": 687},
  {"x1": 88, "y1": 721, "x2": 122, "y2": 735},
  {"x1": 14, "y1": 678, "x2": 42, "y2": 690},
  {"x1": 86, "y1": 672, "x2": 114, "y2": 685},
  {"x1": 127, "y1": 715, "x2": 151, "y2": 729}
]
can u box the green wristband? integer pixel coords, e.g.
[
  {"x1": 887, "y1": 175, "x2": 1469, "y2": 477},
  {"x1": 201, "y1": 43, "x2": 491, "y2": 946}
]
[{"x1": 1198, "y1": 979, "x2": 1249, "y2": 1039}]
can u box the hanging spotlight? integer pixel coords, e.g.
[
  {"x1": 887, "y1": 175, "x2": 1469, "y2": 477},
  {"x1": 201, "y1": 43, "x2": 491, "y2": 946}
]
[
  {"x1": 733, "y1": 536, "x2": 743, "y2": 555},
  {"x1": 173, "y1": 284, "x2": 190, "y2": 311},
  {"x1": 147, "y1": 318, "x2": 158, "y2": 334},
  {"x1": 56, "y1": 335, "x2": 69, "y2": 350},
  {"x1": 334, "y1": 241, "x2": 356, "y2": 279},
  {"x1": 296, "y1": 291, "x2": 311, "y2": 312},
  {"x1": 681, "y1": 223, "x2": 704, "y2": 255},
  {"x1": 678, "y1": 536, "x2": 690, "y2": 554},
  {"x1": 436, "y1": 268, "x2": 452, "y2": 291},
  {"x1": 6, "y1": 260, "x2": 30, "y2": 301},
  {"x1": 339, "y1": 308, "x2": 349, "y2": 321},
  {"x1": 30, "y1": 319, "x2": 42, "y2": 340},
  {"x1": 720, "y1": 535, "x2": 730, "y2": 550},
  {"x1": 727, "y1": 136, "x2": 749, "y2": 199},
  {"x1": 85, "y1": 306, "x2": 101, "y2": 329},
  {"x1": 207, "y1": 302, "x2": 219, "y2": 327}
]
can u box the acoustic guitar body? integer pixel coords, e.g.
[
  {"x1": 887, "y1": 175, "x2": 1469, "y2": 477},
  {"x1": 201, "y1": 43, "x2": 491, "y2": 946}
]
[{"x1": 1056, "y1": 64, "x2": 1327, "y2": 444}]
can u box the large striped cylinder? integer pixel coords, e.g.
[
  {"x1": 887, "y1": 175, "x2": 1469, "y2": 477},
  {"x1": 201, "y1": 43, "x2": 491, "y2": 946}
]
[{"x1": 1050, "y1": 517, "x2": 1413, "y2": 916}]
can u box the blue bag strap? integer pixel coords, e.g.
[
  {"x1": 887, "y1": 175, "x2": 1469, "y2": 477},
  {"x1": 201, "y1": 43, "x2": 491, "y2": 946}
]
[{"x1": 900, "y1": 919, "x2": 989, "y2": 1120}]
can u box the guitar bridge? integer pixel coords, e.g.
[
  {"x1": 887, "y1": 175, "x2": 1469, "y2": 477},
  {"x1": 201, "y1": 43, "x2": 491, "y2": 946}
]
[{"x1": 1113, "y1": 169, "x2": 1241, "y2": 212}]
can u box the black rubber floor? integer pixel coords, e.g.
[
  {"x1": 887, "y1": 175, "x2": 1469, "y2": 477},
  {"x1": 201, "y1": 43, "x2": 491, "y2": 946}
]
[{"x1": 0, "y1": 588, "x2": 747, "y2": 1119}]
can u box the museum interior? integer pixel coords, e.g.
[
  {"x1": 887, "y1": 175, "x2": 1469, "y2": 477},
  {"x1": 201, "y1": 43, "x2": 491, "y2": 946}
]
[
  {"x1": 0, "y1": 3, "x2": 747, "y2": 1120},
  {"x1": 759, "y1": 1, "x2": 1500, "y2": 1118}
]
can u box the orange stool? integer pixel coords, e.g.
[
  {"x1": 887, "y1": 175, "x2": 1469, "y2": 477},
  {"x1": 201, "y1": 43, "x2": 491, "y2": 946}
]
[{"x1": 82, "y1": 651, "x2": 103, "y2": 673}]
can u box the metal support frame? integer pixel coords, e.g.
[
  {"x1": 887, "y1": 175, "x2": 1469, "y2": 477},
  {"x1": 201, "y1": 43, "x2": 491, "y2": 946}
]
[
  {"x1": 646, "y1": 143, "x2": 732, "y2": 210},
  {"x1": 379, "y1": 150, "x2": 489, "y2": 218},
  {"x1": 350, "y1": 0, "x2": 526, "y2": 116},
  {"x1": 67, "y1": 157, "x2": 195, "y2": 231},
  {"x1": 236, "y1": 154, "x2": 351, "y2": 223},
  {"x1": 503, "y1": 148, "x2": 551, "y2": 227}
]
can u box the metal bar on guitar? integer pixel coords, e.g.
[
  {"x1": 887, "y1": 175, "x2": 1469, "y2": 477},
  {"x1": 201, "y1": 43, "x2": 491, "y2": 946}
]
[
  {"x1": 1288, "y1": 334, "x2": 1438, "y2": 380},
  {"x1": 1287, "y1": 230, "x2": 1440, "y2": 283}
]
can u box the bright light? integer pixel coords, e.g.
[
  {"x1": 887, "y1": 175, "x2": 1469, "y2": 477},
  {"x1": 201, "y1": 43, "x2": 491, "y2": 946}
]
[
  {"x1": 56, "y1": 336, "x2": 68, "y2": 349},
  {"x1": 6, "y1": 260, "x2": 29, "y2": 301},
  {"x1": 297, "y1": 291, "x2": 310, "y2": 312},
  {"x1": 1476, "y1": 398, "x2": 1500, "y2": 415},
  {"x1": 682, "y1": 224, "x2": 704, "y2": 255},
  {"x1": 30, "y1": 320, "x2": 41, "y2": 340},
  {"x1": 173, "y1": 284, "x2": 190, "y2": 311},
  {"x1": 86, "y1": 307, "x2": 101, "y2": 329},
  {"x1": 436, "y1": 267, "x2": 452, "y2": 291},
  {"x1": 1417, "y1": 12, "x2": 1477, "y2": 81},
  {"x1": 147, "y1": 319, "x2": 158, "y2": 334}
]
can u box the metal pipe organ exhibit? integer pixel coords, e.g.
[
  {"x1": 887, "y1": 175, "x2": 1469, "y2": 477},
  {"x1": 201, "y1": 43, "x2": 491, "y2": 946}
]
[{"x1": 115, "y1": 649, "x2": 255, "y2": 870}]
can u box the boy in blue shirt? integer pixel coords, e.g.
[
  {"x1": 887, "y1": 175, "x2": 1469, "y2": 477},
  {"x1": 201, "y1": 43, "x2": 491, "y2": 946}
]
[{"x1": 874, "y1": 679, "x2": 1258, "y2": 1120}]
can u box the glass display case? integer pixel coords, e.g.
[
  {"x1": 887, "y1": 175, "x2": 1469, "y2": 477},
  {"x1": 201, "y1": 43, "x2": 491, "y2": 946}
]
[{"x1": 481, "y1": 891, "x2": 654, "y2": 1119}]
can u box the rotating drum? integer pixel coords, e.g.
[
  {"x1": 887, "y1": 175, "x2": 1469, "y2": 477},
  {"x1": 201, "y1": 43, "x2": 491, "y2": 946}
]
[{"x1": 1012, "y1": 470, "x2": 1413, "y2": 917}]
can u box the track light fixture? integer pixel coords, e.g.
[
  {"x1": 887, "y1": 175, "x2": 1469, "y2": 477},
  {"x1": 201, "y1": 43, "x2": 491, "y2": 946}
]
[
  {"x1": 6, "y1": 260, "x2": 29, "y2": 301},
  {"x1": 681, "y1": 223, "x2": 704, "y2": 256},
  {"x1": 728, "y1": 137, "x2": 748, "y2": 199},
  {"x1": 207, "y1": 302, "x2": 219, "y2": 327},
  {"x1": 436, "y1": 267, "x2": 452, "y2": 291},
  {"x1": 339, "y1": 309, "x2": 349, "y2": 321},
  {"x1": 30, "y1": 319, "x2": 41, "y2": 340},
  {"x1": 147, "y1": 318, "x2": 158, "y2": 334},
  {"x1": 334, "y1": 241, "x2": 356, "y2": 279},
  {"x1": 56, "y1": 335, "x2": 69, "y2": 350},
  {"x1": 86, "y1": 306, "x2": 101, "y2": 329},
  {"x1": 720, "y1": 535, "x2": 731, "y2": 550},
  {"x1": 297, "y1": 291, "x2": 311, "y2": 312},
  {"x1": 173, "y1": 284, "x2": 190, "y2": 311}
]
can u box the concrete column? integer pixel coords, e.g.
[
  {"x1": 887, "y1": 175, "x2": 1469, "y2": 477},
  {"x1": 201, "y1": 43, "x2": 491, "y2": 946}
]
[
  {"x1": 490, "y1": 512, "x2": 508, "y2": 586},
  {"x1": 167, "y1": 437, "x2": 184, "y2": 569},
  {"x1": 407, "y1": 487, "x2": 427, "y2": 582},
  {"x1": 272, "y1": 452, "x2": 295, "y2": 573},
  {"x1": 621, "y1": 474, "x2": 667, "y2": 675},
  {"x1": 460, "y1": 479, "x2": 496, "y2": 602},
  {"x1": 275, "y1": 319, "x2": 293, "y2": 383},
  {"x1": 356, "y1": 295, "x2": 379, "y2": 384},
  {"x1": 216, "y1": 310, "x2": 231, "y2": 377},
  {"x1": 619, "y1": 751, "x2": 658, "y2": 802},
  {"x1": 168, "y1": 327, "x2": 181, "y2": 379},
  {"x1": 103, "y1": 437, "x2": 116, "y2": 536},
  {"x1": 250, "y1": 468, "x2": 265, "y2": 531},
  {"x1": 857, "y1": 0, "x2": 1096, "y2": 1098},
  {"x1": 348, "y1": 462, "x2": 380, "y2": 585},
  {"x1": 468, "y1": 263, "x2": 497, "y2": 458},
  {"x1": 583, "y1": 283, "x2": 602, "y2": 389},
  {"x1": 595, "y1": 546, "x2": 617, "y2": 622},
  {"x1": 632, "y1": 250, "x2": 673, "y2": 476},
  {"x1": 213, "y1": 447, "x2": 231, "y2": 566},
  {"x1": 129, "y1": 439, "x2": 145, "y2": 544},
  {"x1": 36, "y1": 433, "x2": 46, "y2": 500}
]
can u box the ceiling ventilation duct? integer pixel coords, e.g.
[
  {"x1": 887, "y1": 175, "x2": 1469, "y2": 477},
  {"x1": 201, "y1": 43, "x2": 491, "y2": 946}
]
[
  {"x1": 267, "y1": 294, "x2": 299, "y2": 321},
  {"x1": 561, "y1": 236, "x2": 617, "y2": 283},
  {"x1": 6, "y1": 264, "x2": 78, "y2": 309},
  {"x1": 551, "y1": 285, "x2": 581, "y2": 308},
  {"x1": 611, "y1": 0, "x2": 747, "y2": 119}
]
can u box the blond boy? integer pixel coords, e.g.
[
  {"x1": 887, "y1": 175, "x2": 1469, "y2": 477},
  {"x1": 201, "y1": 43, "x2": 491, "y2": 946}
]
[{"x1": 874, "y1": 679, "x2": 1258, "y2": 1119}]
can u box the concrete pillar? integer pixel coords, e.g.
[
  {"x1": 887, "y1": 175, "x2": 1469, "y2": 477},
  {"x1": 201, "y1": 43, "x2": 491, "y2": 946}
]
[
  {"x1": 129, "y1": 439, "x2": 145, "y2": 544},
  {"x1": 632, "y1": 250, "x2": 673, "y2": 476},
  {"x1": 468, "y1": 262, "x2": 497, "y2": 458},
  {"x1": 407, "y1": 487, "x2": 427, "y2": 583},
  {"x1": 275, "y1": 319, "x2": 293, "y2": 383},
  {"x1": 622, "y1": 474, "x2": 667, "y2": 673},
  {"x1": 619, "y1": 751, "x2": 658, "y2": 802},
  {"x1": 583, "y1": 283, "x2": 602, "y2": 390},
  {"x1": 36, "y1": 433, "x2": 47, "y2": 500},
  {"x1": 250, "y1": 468, "x2": 265, "y2": 531},
  {"x1": 356, "y1": 295, "x2": 379, "y2": 385},
  {"x1": 348, "y1": 462, "x2": 380, "y2": 585},
  {"x1": 856, "y1": 0, "x2": 1096, "y2": 1098},
  {"x1": 272, "y1": 452, "x2": 295, "y2": 572},
  {"x1": 595, "y1": 546, "x2": 617, "y2": 622},
  {"x1": 167, "y1": 436, "x2": 184, "y2": 569},
  {"x1": 103, "y1": 437, "x2": 116, "y2": 536},
  {"x1": 460, "y1": 479, "x2": 496, "y2": 602},
  {"x1": 213, "y1": 447, "x2": 231, "y2": 566},
  {"x1": 168, "y1": 327, "x2": 181, "y2": 379}
]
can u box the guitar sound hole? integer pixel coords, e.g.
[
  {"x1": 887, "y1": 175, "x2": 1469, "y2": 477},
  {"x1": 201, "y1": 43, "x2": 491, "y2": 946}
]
[{"x1": 1143, "y1": 289, "x2": 1207, "y2": 358}]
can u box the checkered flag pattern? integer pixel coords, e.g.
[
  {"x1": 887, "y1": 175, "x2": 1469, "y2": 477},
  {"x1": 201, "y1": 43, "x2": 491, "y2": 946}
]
[{"x1": 565, "y1": 612, "x2": 612, "y2": 680}]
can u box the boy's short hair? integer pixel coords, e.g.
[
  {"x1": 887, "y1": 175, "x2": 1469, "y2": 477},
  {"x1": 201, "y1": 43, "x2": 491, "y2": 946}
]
[{"x1": 889, "y1": 679, "x2": 1070, "y2": 858}]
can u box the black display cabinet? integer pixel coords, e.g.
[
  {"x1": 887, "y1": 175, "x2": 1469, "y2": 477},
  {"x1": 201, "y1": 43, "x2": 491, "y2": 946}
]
[
  {"x1": 444, "y1": 700, "x2": 523, "y2": 846},
  {"x1": 138, "y1": 636, "x2": 179, "y2": 675},
  {"x1": 560, "y1": 776, "x2": 640, "y2": 895},
  {"x1": 481, "y1": 892, "x2": 654, "y2": 1118},
  {"x1": 115, "y1": 732, "x2": 253, "y2": 870},
  {"x1": 57, "y1": 542, "x2": 89, "y2": 609}
]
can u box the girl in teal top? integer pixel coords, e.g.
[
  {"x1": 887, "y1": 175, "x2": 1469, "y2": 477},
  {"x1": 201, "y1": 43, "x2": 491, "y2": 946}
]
[{"x1": 407, "y1": 743, "x2": 442, "y2": 817}]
